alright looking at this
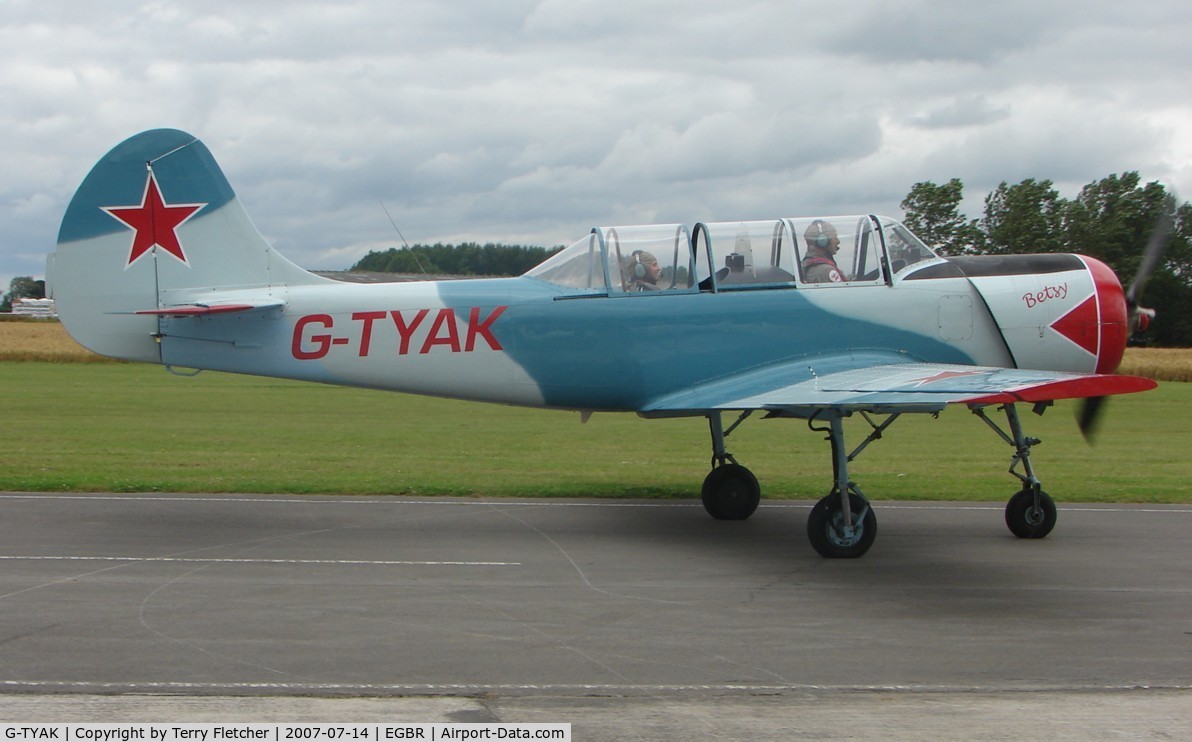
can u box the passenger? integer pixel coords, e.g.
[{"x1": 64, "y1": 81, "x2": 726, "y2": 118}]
[
  {"x1": 801, "y1": 220, "x2": 845, "y2": 283},
  {"x1": 625, "y1": 250, "x2": 663, "y2": 291}
]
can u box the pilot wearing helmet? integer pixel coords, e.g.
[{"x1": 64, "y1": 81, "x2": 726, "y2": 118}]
[
  {"x1": 801, "y1": 220, "x2": 845, "y2": 283},
  {"x1": 624, "y1": 250, "x2": 663, "y2": 291}
]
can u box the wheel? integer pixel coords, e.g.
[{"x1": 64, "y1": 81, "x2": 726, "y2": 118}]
[
  {"x1": 806, "y1": 490, "x2": 877, "y2": 558},
  {"x1": 1004, "y1": 488, "x2": 1057, "y2": 539},
  {"x1": 700, "y1": 464, "x2": 761, "y2": 520}
]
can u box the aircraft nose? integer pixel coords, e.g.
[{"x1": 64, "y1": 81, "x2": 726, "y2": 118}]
[{"x1": 1083, "y1": 256, "x2": 1129, "y2": 374}]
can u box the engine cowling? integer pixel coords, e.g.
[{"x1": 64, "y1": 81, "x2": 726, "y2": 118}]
[{"x1": 946, "y1": 254, "x2": 1129, "y2": 374}]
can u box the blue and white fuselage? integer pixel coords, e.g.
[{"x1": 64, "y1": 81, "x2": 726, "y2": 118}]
[{"x1": 47, "y1": 129, "x2": 1157, "y2": 557}]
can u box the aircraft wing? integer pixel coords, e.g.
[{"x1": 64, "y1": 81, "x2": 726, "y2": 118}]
[{"x1": 641, "y1": 355, "x2": 1157, "y2": 416}]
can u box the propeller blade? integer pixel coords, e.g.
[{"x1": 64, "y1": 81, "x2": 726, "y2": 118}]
[
  {"x1": 1077, "y1": 395, "x2": 1107, "y2": 443},
  {"x1": 1126, "y1": 196, "x2": 1175, "y2": 309}
]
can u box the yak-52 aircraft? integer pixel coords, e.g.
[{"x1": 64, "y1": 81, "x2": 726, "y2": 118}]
[{"x1": 47, "y1": 129, "x2": 1162, "y2": 558}]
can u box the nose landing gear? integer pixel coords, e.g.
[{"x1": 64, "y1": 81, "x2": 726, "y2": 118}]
[
  {"x1": 1005, "y1": 487, "x2": 1058, "y2": 539},
  {"x1": 972, "y1": 402, "x2": 1058, "y2": 540}
]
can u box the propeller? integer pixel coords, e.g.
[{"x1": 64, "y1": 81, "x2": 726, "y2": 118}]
[
  {"x1": 1078, "y1": 196, "x2": 1176, "y2": 441},
  {"x1": 1077, "y1": 394, "x2": 1108, "y2": 441},
  {"x1": 1124, "y1": 203, "x2": 1173, "y2": 334}
]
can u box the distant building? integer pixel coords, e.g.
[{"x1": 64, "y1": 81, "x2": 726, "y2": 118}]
[{"x1": 12, "y1": 298, "x2": 57, "y2": 318}]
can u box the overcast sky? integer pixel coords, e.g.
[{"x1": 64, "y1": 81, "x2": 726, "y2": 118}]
[{"x1": 2, "y1": 0, "x2": 1190, "y2": 290}]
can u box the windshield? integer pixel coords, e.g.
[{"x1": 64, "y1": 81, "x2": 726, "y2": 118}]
[
  {"x1": 876, "y1": 216, "x2": 940, "y2": 275},
  {"x1": 524, "y1": 232, "x2": 607, "y2": 290}
]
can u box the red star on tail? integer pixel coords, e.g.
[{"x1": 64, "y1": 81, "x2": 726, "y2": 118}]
[{"x1": 103, "y1": 171, "x2": 205, "y2": 267}]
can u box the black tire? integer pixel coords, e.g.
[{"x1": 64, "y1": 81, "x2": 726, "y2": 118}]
[
  {"x1": 700, "y1": 464, "x2": 761, "y2": 520},
  {"x1": 1005, "y1": 488, "x2": 1057, "y2": 539},
  {"x1": 806, "y1": 491, "x2": 877, "y2": 558}
]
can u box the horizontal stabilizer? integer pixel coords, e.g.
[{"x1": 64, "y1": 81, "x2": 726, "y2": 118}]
[{"x1": 133, "y1": 301, "x2": 284, "y2": 317}]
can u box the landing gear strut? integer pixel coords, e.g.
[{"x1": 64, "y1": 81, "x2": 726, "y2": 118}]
[
  {"x1": 972, "y1": 403, "x2": 1058, "y2": 540},
  {"x1": 700, "y1": 411, "x2": 760, "y2": 520},
  {"x1": 805, "y1": 411, "x2": 877, "y2": 558}
]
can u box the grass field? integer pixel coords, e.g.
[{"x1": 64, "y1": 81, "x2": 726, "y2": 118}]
[
  {"x1": 5, "y1": 319, "x2": 1191, "y2": 379},
  {"x1": 1, "y1": 359, "x2": 1188, "y2": 503}
]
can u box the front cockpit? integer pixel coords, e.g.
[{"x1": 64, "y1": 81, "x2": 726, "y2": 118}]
[{"x1": 525, "y1": 215, "x2": 942, "y2": 293}]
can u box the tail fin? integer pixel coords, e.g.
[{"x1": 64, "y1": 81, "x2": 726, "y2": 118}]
[{"x1": 47, "y1": 129, "x2": 328, "y2": 362}]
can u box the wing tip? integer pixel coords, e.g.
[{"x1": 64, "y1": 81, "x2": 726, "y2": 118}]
[{"x1": 965, "y1": 374, "x2": 1158, "y2": 405}]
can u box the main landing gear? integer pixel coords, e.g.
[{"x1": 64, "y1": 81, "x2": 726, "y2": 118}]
[
  {"x1": 699, "y1": 402, "x2": 1059, "y2": 558},
  {"x1": 803, "y1": 411, "x2": 879, "y2": 558},
  {"x1": 701, "y1": 412, "x2": 760, "y2": 520},
  {"x1": 701, "y1": 409, "x2": 882, "y2": 558}
]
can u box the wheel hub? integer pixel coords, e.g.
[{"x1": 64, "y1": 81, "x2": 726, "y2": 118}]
[
  {"x1": 826, "y1": 510, "x2": 866, "y2": 547},
  {"x1": 1023, "y1": 506, "x2": 1046, "y2": 526}
]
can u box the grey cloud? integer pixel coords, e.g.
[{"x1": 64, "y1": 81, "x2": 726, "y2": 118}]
[
  {"x1": 907, "y1": 96, "x2": 1011, "y2": 129},
  {"x1": 1, "y1": 1, "x2": 1190, "y2": 286}
]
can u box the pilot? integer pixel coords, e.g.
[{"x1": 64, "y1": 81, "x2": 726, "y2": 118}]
[
  {"x1": 801, "y1": 220, "x2": 845, "y2": 283},
  {"x1": 625, "y1": 250, "x2": 663, "y2": 291}
]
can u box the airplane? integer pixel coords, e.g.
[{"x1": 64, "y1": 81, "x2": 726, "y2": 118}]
[{"x1": 46, "y1": 128, "x2": 1163, "y2": 558}]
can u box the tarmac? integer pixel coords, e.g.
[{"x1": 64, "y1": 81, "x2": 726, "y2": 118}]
[{"x1": 1, "y1": 493, "x2": 1189, "y2": 738}]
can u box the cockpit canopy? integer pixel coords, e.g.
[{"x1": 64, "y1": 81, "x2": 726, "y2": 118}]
[{"x1": 526, "y1": 215, "x2": 941, "y2": 293}]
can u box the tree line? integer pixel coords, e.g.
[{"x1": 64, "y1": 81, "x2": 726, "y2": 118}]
[
  {"x1": 349, "y1": 242, "x2": 560, "y2": 276},
  {"x1": 8, "y1": 173, "x2": 1189, "y2": 344},
  {"x1": 900, "y1": 172, "x2": 1191, "y2": 346},
  {"x1": 350, "y1": 173, "x2": 1190, "y2": 345}
]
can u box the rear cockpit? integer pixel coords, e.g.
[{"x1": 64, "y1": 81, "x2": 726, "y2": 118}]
[
  {"x1": 524, "y1": 223, "x2": 695, "y2": 293},
  {"x1": 526, "y1": 215, "x2": 943, "y2": 293}
]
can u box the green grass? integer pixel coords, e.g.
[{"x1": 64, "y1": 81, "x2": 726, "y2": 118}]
[{"x1": 1, "y1": 362, "x2": 1188, "y2": 502}]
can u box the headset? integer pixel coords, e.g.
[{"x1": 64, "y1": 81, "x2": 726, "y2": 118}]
[
  {"x1": 630, "y1": 250, "x2": 648, "y2": 278},
  {"x1": 810, "y1": 220, "x2": 831, "y2": 250}
]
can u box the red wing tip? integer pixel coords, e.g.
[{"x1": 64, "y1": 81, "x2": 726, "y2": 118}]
[{"x1": 966, "y1": 374, "x2": 1157, "y2": 405}]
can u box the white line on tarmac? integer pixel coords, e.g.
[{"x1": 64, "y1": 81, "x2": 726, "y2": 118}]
[{"x1": 3, "y1": 679, "x2": 1190, "y2": 694}]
